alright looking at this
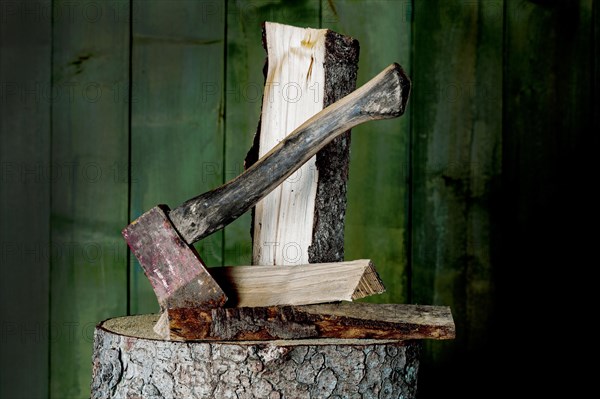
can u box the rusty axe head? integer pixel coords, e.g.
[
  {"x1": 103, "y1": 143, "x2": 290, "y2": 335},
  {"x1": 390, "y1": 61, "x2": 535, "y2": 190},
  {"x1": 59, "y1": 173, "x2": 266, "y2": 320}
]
[
  {"x1": 123, "y1": 63, "x2": 411, "y2": 312},
  {"x1": 123, "y1": 205, "x2": 226, "y2": 310}
]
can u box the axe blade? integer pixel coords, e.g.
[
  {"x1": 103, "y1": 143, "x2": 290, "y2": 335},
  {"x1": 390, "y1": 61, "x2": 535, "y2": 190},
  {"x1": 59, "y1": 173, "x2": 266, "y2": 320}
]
[{"x1": 123, "y1": 205, "x2": 227, "y2": 310}]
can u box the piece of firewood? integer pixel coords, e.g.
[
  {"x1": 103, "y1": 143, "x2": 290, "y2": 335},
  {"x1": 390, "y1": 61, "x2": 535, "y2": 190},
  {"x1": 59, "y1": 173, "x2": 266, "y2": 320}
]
[
  {"x1": 153, "y1": 259, "x2": 385, "y2": 336},
  {"x1": 246, "y1": 22, "x2": 359, "y2": 265},
  {"x1": 92, "y1": 314, "x2": 421, "y2": 398},
  {"x1": 208, "y1": 259, "x2": 385, "y2": 307},
  {"x1": 168, "y1": 302, "x2": 455, "y2": 341}
]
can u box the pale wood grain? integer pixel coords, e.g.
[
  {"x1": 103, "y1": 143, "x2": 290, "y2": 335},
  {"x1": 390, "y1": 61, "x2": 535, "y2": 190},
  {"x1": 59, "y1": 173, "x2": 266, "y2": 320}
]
[{"x1": 208, "y1": 259, "x2": 385, "y2": 307}]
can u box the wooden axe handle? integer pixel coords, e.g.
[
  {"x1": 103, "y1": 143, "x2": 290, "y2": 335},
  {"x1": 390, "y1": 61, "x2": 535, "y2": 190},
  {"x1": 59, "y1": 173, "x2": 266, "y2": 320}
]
[{"x1": 169, "y1": 63, "x2": 410, "y2": 244}]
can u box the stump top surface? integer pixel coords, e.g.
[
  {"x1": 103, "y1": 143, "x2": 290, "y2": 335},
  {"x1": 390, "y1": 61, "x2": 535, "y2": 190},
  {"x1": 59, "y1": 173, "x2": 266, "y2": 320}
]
[{"x1": 99, "y1": 314, "x2": 408, "y2": 346}]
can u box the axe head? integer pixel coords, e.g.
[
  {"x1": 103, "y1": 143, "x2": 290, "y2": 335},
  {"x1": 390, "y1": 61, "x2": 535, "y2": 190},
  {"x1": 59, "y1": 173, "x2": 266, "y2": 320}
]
[{"x1": 123, "y1": 205, "x2": 227, "y2": 310}]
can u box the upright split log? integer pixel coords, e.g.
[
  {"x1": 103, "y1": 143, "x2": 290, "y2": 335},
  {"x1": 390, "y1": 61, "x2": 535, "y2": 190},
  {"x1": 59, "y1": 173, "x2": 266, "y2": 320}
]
[
  {"x1": 92, "y1": 315, "x2": 421, "y2": 399},
  {"x1": 246, "y1": 22, "x2": 359, "y2": 265}
]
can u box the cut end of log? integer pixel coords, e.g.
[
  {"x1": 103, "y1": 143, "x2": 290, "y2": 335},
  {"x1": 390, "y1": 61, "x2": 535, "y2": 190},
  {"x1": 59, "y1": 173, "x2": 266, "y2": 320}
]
[
  {"x1": 152, "y1": 310, "x2": 169, "y2": 337},
  {"x1": 351, "y1": 260, "x2": 386, "y2": 300}
]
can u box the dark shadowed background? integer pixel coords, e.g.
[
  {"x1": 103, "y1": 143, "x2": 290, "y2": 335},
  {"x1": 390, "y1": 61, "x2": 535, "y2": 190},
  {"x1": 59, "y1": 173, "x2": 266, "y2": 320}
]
[{"x1": 1, "y1": 0, "x2": 596, "y2": 398}]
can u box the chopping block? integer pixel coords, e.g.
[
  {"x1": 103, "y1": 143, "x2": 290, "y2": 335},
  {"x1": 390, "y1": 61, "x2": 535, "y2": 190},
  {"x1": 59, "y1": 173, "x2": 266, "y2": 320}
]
[{"x1": 92, "y1": 314, "x2": 422, "y2": 398}]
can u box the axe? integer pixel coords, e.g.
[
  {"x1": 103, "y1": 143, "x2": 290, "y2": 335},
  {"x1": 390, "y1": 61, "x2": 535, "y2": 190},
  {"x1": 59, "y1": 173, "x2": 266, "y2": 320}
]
[{"x1": 123, "y1": 63, "x2": 410, "y2": 311}]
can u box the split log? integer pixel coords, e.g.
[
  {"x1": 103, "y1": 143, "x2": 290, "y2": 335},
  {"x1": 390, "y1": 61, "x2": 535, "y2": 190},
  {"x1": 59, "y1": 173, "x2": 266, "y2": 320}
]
[
  {"x1": 209, "y1": 259, "x2": 385, "y2": 307},
  {"x1": 246, "y1": 22, "x2": 359, "y2": 265},
  {"x1": 153, "y1": 259, "x2": 384, "y2": 337},
  {"x1": 91, "y1": 314, "x2": 421, "y2": 399},
  {"x1": 168, "y1": 303, "x2": 455, "y2": 341}
]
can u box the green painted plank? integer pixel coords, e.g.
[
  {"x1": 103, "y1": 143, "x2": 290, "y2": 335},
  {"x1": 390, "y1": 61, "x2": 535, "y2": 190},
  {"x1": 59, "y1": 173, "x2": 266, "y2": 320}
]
[
  {"x1": 596, "y1": 0, "x2": 599, "y2": 134},
  {"x1": 504, "y1": 0, "x2": 593, "y2": 244},
  {"x1": 0, "y1": 1, "x2": 51, "y2": 397},
  {"x1": 224, "y1": 0, "x2": 320, "y2": 266},
  {"x1": 50, "y1": 0, "x2": 130, "y2": 397},
  {"x1": 503, "y1": 1, "x2": 594, "y2": 292},
  {"x1": 130, "y1": 0, "x2": 225, "y2": 313},
  {"x1": 325, "y1": 0, "x2": 411, "y2": 304},
  {"x1": 411, "y1": 0, "x2": 502, "y2": 396},
  {"x1": 502, "y1": 0, "x2": 594, "y2": 389}
]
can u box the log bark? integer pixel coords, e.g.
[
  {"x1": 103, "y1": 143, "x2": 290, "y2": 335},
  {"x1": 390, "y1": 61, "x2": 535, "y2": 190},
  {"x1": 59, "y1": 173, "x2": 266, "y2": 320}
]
[
  {"x1": 168, "y1": 303, "x2": 455, "y2": 342},
  {"x1": 246, "y1": 22, "x2": 359, "y2": 265},
  {"x1": 91, "y1": 314, "x2": 421, "y2": 398}
]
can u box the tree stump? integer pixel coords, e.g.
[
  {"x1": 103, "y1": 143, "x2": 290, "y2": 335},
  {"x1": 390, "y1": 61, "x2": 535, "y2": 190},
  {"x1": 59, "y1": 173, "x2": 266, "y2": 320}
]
[{"x1": 91, "y1": 314, "x2": 421, "y2": 398}]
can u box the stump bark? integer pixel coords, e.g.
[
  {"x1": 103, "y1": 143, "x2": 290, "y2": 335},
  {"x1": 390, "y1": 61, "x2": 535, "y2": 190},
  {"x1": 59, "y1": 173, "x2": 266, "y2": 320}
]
[{"x1": 91, "y1": 314, "x2": 420, "y2": 398}]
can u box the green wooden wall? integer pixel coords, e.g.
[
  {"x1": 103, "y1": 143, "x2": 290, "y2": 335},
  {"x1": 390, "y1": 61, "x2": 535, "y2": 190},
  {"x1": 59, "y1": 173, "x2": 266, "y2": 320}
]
[{"x1": 0, "y1": 0, "x2": 596, "y2": 398}]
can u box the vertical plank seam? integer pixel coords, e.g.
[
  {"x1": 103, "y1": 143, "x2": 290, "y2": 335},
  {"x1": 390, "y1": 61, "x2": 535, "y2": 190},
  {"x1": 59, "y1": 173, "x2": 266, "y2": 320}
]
[
  {"x1": 319, "y1": 0, "x2": 323, "y2": 28},
  {"x1": 221, "y1": 0, "x2": 228, "y2": 267},
  {"x1": 48, "y1": 0, "x2": 55, "y2": 395},
  {"x1": 126, "y1": 0, "x2": 133, "y2": 315},
  {"x1": 593, "y1": 0, "x2": 598, "y2": 134},
  {"x1": 465, "y1": 0, "x2": 479, "y2": 350},
  {"x1": 407, "y1": 0, "x2": 415, "y2": 304},
  {"x1": 501, "y1": 0, "x2": 509, "y2": 346}
]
